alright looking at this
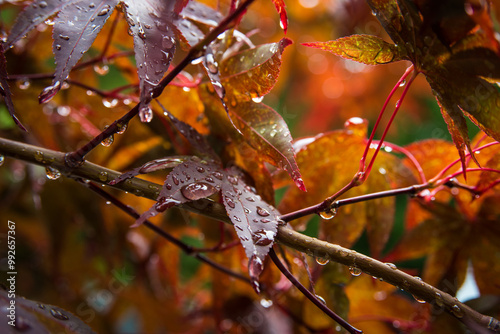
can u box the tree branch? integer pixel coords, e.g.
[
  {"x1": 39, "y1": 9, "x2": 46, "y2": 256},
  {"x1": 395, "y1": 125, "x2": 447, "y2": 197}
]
[{"x1": 0, "y1": 136, "x2": 498, "y2": 333}]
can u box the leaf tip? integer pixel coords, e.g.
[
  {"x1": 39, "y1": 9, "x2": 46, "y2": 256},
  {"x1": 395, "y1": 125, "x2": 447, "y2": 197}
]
[
  {"x1": 248, "y1": 254, "x2": 264, "y2": 294},
  {"x1": 38, "y1": 81, "x2": 62, "y2": 104}
]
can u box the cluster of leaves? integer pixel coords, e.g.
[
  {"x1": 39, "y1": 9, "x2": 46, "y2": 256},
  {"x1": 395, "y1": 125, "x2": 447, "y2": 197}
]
[{"x1": 1, "y1": 0, "x2": 500, "y2": 333}]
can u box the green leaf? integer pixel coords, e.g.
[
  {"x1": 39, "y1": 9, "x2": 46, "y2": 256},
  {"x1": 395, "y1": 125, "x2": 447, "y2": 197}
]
[{"x1": 303, "y1": 35, "x2": 407, "y2": 65}]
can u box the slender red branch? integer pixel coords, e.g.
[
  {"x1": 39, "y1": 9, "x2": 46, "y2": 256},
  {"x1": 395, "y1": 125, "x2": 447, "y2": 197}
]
[{"x1": 269, "y1": 249, "x2": 362, "y2": 334}]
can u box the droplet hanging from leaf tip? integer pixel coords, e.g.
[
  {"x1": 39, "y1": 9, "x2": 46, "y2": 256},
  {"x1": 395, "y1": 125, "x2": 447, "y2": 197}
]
[{"x1": 39, "y1": 81, "x2": 61, "y2": 104}]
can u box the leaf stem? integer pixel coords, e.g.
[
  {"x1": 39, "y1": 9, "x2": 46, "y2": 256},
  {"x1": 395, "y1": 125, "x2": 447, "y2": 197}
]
[{"x1": 269, "y1": 249, "x2": 363, "y2": 334}]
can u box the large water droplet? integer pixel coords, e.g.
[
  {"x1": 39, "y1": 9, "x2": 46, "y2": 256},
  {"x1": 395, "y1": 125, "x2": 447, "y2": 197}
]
[
  {"x1": 116, "y1": 122, "x2": 128, "y2": 134},
  {"x1": 349, "y1": 266, "x2": 362, "y2": 276},
  {"x1": 172, "y1": 175, "x2": 180, "y2": 185},
  {"x1": 256, "y1": 206, "x2": 270, "y2": 217},
  {"x1": 180, "y1": 182, "x2": 216, "y2": 200},
  {"x1": 45, "y1": 166, "x2": 61, "y2": 180},
  {"x1": 205, "y1": 53, "x2": 218, "y2": 74},
  {"x1": 252, "y1": 229, "x2": 275, "y2": 246},
  {"x1": 50, "y1": 308, "x2": 69, "y2": 320},
  {"x1": 316, "y1": 256, "x2": 329, "y2": 265},
  {"x1": 319, "y1": 208, "x2": 337, "y2": 220},
  {"x1": 139, "y1": 104, "x2": 153, "y2": 123}
]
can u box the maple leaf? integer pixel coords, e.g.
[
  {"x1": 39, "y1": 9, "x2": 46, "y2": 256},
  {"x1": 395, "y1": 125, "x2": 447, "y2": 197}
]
[
  {"x1": 221, "y1": 166, "x2": 280, "y2": 292},
  {"x1": 3, "y1": 0, "x2": 221, "y2": 116}
]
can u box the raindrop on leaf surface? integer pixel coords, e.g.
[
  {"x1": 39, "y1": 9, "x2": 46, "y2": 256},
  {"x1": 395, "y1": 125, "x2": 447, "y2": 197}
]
[
  {"x1": 180, "y1": 182, "x2": 216, "y2": 200},
  {"x1": 225, "y1": 197, "x2": 236, "y2": 209},
  {"x1": 45, "y1": 167, "x2": 61, "y2": 180},
  {"x1": 251, "y1": 229, "x2": 275, "y2": 246},
  {"x1": 50, "y1": 308, "x2": 69, "y2": 320},
  {"x1": 256, "y1": 206, "x2": 270, "y2": 217}
]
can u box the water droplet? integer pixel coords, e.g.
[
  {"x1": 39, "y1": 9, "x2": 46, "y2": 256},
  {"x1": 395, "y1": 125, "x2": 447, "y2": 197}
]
[
  {"x1": 412, "y1": 294, "x2": 426, "y2": 303},
  {"x1": 45, "y1": 166, "x2": 61, "y2": 180},
  {"x1": 451, "y1": 304, "x2": 464, "y2": 318},
  {"x1": 172, "y1": 175, "x2": 180, "y2": 185},
  {"x1": 227, "y1": 175, "x2": 238, "y2": 185},
  {"x1": 260, "y1": 299, "x2": 273, "y2": 308},
  {"x1": 0, "y1": 155, "x2": 4, "y2": 166},
  {"x1": 252, "y1": 96, "x2": 264, "y2": 103},
  {"x1": 315, "y1": 294, "x2": 327, "y2": 305},
  {"x1": 98, "y1": 171, "x2": 108, "y2": 182},
  {"x1": 139, "y1": 104, "x2": 153, "y2": 123},
  {"x1": 435, "y1": 292, "x2": 444, "y2": 307},
  {"x1": 205, "y1": 53, "x2": 218, "y2": 74},
  {"x1": 97, "y1": 5, "x2": 110, "y2": 16},
  {"x1": 39, "y1": 1, "x2": 48, "y2": 8},
  {"x1": 225, "y1": 197, "x2": 236, "y2": 209},
  {"x1": 155, "y1": 196, "x2": 181, "y2": 211},
  {"x1": 59, "y1": 34, "x2": 70, "y2": 41},
  {"x1": 117, "y1": 123, "x2": 128, "y2": 134},
  {"x1": 17, "y1": 79, "x2": 30, "y2": 90},
  {"x1": 50, "y1": 308, "x2": 69, "y2": 320},
  {"x1": 385, "y1": 262, "x2": 397, "y2": 270},
  {"x1": 246, "y1": 197, "x2": 255, "y2": 202},
  {"x1": 37, "y1": 303, "x2": 45, "y2": 309},
  {"x1": 349, "y1": 266, "x2": 362, "y2": 276},
  {"x1": 39, "y1": 81, "x2": 61, "y2": 104},
  {"x1": 162, "y1": 35, "x2": 174, "y2": 49},
  {"x1": 34, "y1": 150, "x2": 44, "y2": 162},
  {"x1": 165, "y1": 183, "x2": 172, "y2": 190},
  {"x1": 213, "y1": 171, "x2": 223, "y2": 180},
  {"x1": 233, "y1": 215, "x2": 241, "y2": 222},
  {"x1": 256, "y1": 206, "x2": 270, "y2": 217},
  {"x1": 102, "y1": 98, "x2": 118, "y2": 108},
  {"x1": 93, "y1": 63, "x2": 109, "y2": 75},
  {"x1": 399, "y1": 80, "x2": 406, "y2": 87},
  {"x1": 252, "y1": 229, "x2": 275, "y2": 246},
  {"x1": 319, "y1": 208, "x2": 337, "y2": 220},
  {"x1": 196, "y1": 166, "x2": 205, "y2": 173},
  {"x1": 316, "y1": 257, "x2": 329, "y2": 265},
  {"x1": 181, "y1": 182, "x2": 216, "y2": 200},
  {"x1": 101, "y1": 134, "x2": 114, "y2": 147}
]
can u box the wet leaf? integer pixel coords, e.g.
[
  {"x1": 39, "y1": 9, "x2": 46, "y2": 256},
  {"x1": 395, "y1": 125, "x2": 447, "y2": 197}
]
[
  {"x1": 0, "y1": 289, "x2": 96, "y2": 333},
  {"x1": 303, "y1": 35, "x2": 407, "y2": 65},
  {"x1": 229, "y1": 100, "x2": 305, "y2": 191},
  {"x1": 221, "y1": 166, "x2": 280, "y2": 292},
  {"x1": 133, "y1": 157, "x2": 222, "y2": 227},
  {"x1": 109, "y1": 156, "x2": 187, "y2": 185},
  {"x1": 0, "y1": 43, "x2": 26, "y2": 130},
  {"x1": 38, "y1": 0, "x2": 119, "y2": 103},
  {"x1": 220, "y1": 38, "x2": 292, "y2": 103}
]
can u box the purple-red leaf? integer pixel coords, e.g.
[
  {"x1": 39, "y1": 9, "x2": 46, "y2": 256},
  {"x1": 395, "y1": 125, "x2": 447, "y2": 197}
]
[
  {"x1": 156, "y1": 100, "x2": 219, "y2": 160},
  {"x1": 133, "y1": 157, "x2": 222, "y2": 227},
  {"x1": 180, "y1": 1, "x2": 222, "y2": 27},
  {"x1": 39, "y1": 0, "x2": 119, "y2": 103},
  {"x1": 122, "y1": 0, "x2": 179, "y2": 111},
  {"x1": 222, "y1": 166, "x2": 280, "y2": 292},
  {"x1": 4, "y1": 0, "x2": 80, "y2": 49},
  {"x1": 0, "y1": 44, "x2": 26, "y2": 131}
]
